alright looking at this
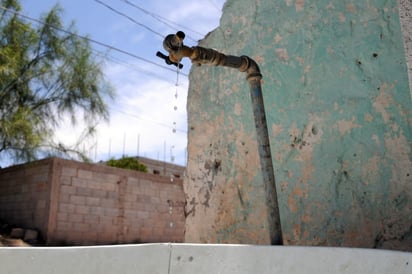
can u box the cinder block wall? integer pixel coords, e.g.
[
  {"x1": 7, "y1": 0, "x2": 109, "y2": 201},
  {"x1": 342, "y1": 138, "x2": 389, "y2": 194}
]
[
  {"x1": 0, "y1": 159, "x2": 52, "y2": 237},
  {"x1": 0, "y1": 158, "x2": 185, "y2": 245}
]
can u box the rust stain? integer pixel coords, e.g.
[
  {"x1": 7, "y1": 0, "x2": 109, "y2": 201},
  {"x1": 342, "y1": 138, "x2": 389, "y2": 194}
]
[{"x1": 293, "y1": 223, "x2": 301, "y2": 239}]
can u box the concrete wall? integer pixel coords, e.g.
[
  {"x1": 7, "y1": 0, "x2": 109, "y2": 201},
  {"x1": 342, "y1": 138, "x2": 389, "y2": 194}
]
[
  {"x1": 398, "y1": 0, "x2": 412, "y2": 93},
  {"x1": 0, "y1": 159, "x2": 52, "y2": 237},
  {"x1": 184, "y1": 0, "x2": 412, "y2": 251},
  {"x1": 0, "y1": 244, "x2": 411, "y2": 274},
  {"x1": 0, "y1": 158, "x2": 185, "y2": 245}
]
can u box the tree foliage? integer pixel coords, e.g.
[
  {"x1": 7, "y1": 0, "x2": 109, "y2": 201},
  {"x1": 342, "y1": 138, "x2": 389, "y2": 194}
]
[
  {"x1": 0, "y1": 0, "x2": 113, "y2": 164},
  {"x1": 106, "y1": 157, "x2": 148, "y2": 173}
]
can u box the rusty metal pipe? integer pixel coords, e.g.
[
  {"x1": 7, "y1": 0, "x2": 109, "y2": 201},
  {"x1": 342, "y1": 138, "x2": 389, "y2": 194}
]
[{"x1": 158, "y1": 32, "x2": 283, "y2": 245}]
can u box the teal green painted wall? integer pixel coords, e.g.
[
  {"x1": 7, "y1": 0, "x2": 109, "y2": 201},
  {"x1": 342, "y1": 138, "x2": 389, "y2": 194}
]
[{"x1": 184, "y1": 0, "x2": 412, "y2": 250}]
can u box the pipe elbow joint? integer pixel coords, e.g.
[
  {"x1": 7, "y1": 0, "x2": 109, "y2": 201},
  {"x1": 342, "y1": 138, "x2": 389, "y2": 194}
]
[{"x1": 240, "y1": 56, "x2": 262, "y2": 81}]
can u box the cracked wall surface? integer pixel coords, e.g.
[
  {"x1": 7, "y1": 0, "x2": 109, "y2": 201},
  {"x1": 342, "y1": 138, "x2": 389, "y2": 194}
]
[{"x1": 184, "y1": 0, "x2": 412, "y2": 251}]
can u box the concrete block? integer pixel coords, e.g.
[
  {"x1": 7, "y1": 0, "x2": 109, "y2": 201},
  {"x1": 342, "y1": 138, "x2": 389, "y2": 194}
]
[
  {"x1": 61, "y1": 167, "x2": 77, "y2": 177},
  {"x1": 23, "y1": 229, "x2": 38, "y2": 243},
  {"x1": 77, "y1": 169, "x2": 93, "y2": 179},
  {"x1": 70, "y1": 195, "x2": 86, "y2": 205},
  {"x1": 10, "y1": 228, "x2": 25, "y2": 239},
  {"x1": 86, "y1": 197, "x2": 100, "y2": 206},
  {"x1": 60, "y1": 185, "x2": 76, "y2": 195},
  {"x1": 59, "y1": 203, "x2": 75, "y2": 213}
]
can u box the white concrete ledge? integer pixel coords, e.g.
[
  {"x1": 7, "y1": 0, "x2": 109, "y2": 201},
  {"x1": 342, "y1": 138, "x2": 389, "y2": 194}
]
[{"x1": 0, "y1": 244, "x2": 411, "y2": 274}]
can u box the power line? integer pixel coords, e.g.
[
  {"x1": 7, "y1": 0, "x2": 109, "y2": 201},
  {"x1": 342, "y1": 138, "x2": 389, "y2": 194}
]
[
  {"x1": 119, "y1": 0, "x2": 202, "y2": 41},
  {"x1": 109, "y1": 106, "x2": 187, "y2": 133},
  {"x1": 0, "y1": 5, "x2": 188, "y2": 77},
  {"x1": 94, "y1": 0, "x2": 164, "y2": 38}
]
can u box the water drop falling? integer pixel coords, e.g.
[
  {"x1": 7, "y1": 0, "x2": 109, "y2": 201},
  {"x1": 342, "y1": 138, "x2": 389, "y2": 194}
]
[{"x1": 174, "y1": 106, "x2": 178, "y2": 111}]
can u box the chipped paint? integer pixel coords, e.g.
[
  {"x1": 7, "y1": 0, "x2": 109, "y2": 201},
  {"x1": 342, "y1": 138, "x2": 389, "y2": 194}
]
[{"x1": 184, "y1": 0, "x2": 412, "y2": 250}]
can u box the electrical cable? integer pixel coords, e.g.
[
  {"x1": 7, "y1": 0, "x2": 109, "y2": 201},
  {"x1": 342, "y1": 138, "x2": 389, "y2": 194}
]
[
  {"x1": 119, "y1": 0, "x2": 202, "y2": 41},
  {"x1": 94, "y1": 0, "x2": 164, "y2": 38},
  {"x1": 109, "y1": 106, "x2": 187, "y2": 133},
  {"x1": 0, "y1": 5, "x2": 188, "y2": 77}
]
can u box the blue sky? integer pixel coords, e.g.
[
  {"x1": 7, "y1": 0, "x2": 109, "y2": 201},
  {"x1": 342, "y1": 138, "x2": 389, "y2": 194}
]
[{"x1": 16, "y1": 0, "x2": 226, "y2": 166}]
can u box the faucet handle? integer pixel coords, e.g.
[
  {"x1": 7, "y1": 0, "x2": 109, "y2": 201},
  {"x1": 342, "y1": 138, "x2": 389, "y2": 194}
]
[{"x1": 156, "y1": 51, "x2": 184, "y2": 69}]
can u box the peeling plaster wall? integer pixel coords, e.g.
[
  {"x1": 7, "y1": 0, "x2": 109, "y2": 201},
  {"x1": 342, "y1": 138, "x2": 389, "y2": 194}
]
[
  {"x1": 398, "y1": 0, "x2": 412, "y2": 94},
  {"x1": 184, "y1": 0, "x2": 412, "y2": 250}
]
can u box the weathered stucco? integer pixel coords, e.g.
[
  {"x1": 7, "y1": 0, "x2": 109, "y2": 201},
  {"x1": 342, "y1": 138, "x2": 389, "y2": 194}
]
[
  {"x1": 184, "y1": 0, "x2": 412, "y2": 251},
  {"x1": 398, "y1": 0, "x2": 412, "y2": 94}
]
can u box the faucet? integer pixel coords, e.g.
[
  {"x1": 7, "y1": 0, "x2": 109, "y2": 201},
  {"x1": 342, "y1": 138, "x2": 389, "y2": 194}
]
[{"x1": 157, "y1": 31, "x2": 283, "y2": 245}]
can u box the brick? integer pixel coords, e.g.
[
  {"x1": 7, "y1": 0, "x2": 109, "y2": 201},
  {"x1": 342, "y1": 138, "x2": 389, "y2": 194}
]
[
  {"x1": 73, "y1": 222, "x2": 89, "y2": 232},
  {"x1": 36, "y1": 199, "x2": 46, "y2": 210},
  {"x1": 60, "y1": 185, "x2": 76, "y2": 195},
  {"x1": 59, "y1": 203, "x2": 75, "y2": 213},
  {"x1": 59, "y1": 193, "x2": 70, "y2": 203},
  {"x1": 56, "y1": 221, "x2": 73, "y2": 231},
  {"x1": 76, "y1": 187, "x2": 93, "y2": 196},
  {"x1": 68, "y1": 213, "x2": 84, "y2": 223},
  {"x1": 24, "y1": 229, "x2": 38, "y2": 242},
  {"x1": 90, "y1": 206, "x2": 104, "y2": 216},
  {"x1": 10, "y1": 228, "x2": 25, "y2": 238},
  {"x1": 99, "y1": 216, "x2": 114, "y2": 225},
  {"x1": 92, "y1": 189, "x2": 108, "y2": 198},
  {"x1": 61, "y1": 167, "x2": 77, "y2": 177},
  {"x1": 104, "y1": 208, "x2": 119, "y2": 217},
  {"x1": 75, "y1": 205, "x2": 90, "y2": 215},
  {"x1": 125, "y1": 193, "x2": 136, "y2": 202},
  {"x1": 100, "y1": 198, "x2": 116, "y2": 208},
  {"x1": 70, "y1": 195, "x2": 86, "y2": 205},
  {"x1": 60, "y1": 176, "x2": 72, "y2": 185},
  {"x1": 101, "y1": 182, "x2": 116, "y2": 192},
  {"x1": 84, "y1": 215, "x2": 99, "y2": 225},
  {"x1": 137, "y1": 211, "x2": 149, "y2": 219},
  {"x1": 57, "y1": 212, "x2": 68, "y2": 222},
  {"x1": 78, "y1": 169, "x2": 93, "y2": 179},
  {"x1": 86, "y1": 197, "x2": 100, "y2": 206}
]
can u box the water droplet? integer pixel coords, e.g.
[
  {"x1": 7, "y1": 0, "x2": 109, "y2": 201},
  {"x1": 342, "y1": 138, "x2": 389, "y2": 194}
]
[
  {"x1": 174, "y1": 106, "x2": 178, "y2": 111},
  {"x1": 172, "y1": 128, "x2": 176, "y2": 133}
]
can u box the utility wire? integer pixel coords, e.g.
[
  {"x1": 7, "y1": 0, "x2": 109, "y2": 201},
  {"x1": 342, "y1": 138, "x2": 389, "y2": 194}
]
[
  {"x1": 119, "y1": 0, "x2": 202, "y2": 41},
  {"x1": 94, "y1": 0, "x2": 164, "y2": 38},
  {"x1": 0, "y1": 5, "x2": 188, "y2": 77},
  {"x1": 109, "y1": 106, "x2": 187, "y2": 133}
]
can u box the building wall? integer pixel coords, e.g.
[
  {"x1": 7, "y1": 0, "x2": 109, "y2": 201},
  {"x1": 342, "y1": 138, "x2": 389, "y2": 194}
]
[
  {"x1": 0, "y1": 159, "x2": 52, "y2": 237},
  {"x1": 0, "y1": 158, "x2": 185, "y2": 245},
  {"x1": 184, "y1": 0, "x2": 412, "y2": 251},
  {"x1": 137, "y1": 156, "x2": 185, "y2": 179},
  {"x1": 398, "y1": 0, "x2": 412, "y2": 93}
]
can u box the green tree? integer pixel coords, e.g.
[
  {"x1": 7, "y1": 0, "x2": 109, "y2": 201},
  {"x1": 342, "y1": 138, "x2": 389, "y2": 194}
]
[
  {"x1": 107, "y1": 157, "x2": 148, "y2": 172},
  {"x1": 0, "y1": 0, "x2": 113, "y2": 163}
]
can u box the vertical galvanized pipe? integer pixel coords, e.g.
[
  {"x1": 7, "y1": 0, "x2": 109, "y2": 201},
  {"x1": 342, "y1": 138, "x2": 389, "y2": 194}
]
[{"x1": 248, "y1": 76, "x2": 283, "y2": 245}]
